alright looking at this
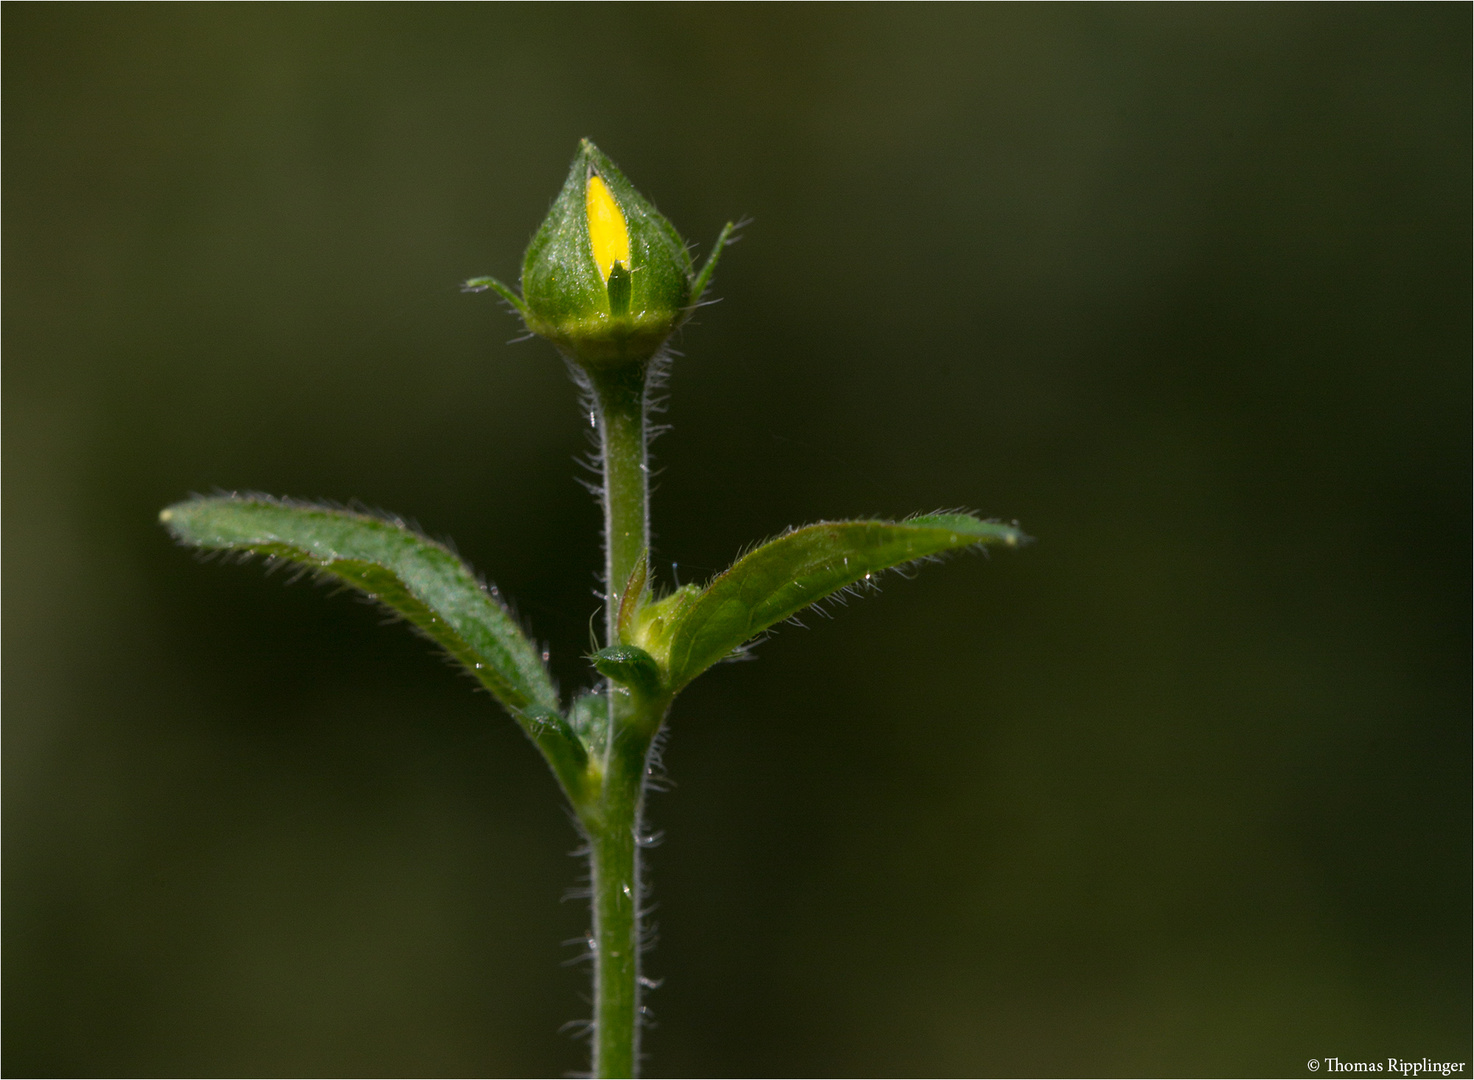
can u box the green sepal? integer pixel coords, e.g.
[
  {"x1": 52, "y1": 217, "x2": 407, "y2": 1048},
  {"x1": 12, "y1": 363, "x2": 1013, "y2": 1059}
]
[
  {"x1": 690, "y1": 220, "x2": 738, "y2": 307},
  {"x1": 462, "y1": 275, "x2": 531, "y2": 320},
  {"x1": 657, "y1": 514, "x2": 1028, "y2": 692},
  {"x1": 590, "y1": 645, "x2": 663, "y2": 699},
  {"x1": 158, "y1": 495, "x2": 588, "y2": 788},
  {"x1": 606, "y1": 262, "x2": 632, "y2": 317}
]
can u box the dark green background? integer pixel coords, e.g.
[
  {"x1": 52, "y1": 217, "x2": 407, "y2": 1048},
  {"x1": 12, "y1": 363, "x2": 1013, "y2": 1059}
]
[{"x1": 5, "y1": 6, "x2": 1469, "y2": 1077}]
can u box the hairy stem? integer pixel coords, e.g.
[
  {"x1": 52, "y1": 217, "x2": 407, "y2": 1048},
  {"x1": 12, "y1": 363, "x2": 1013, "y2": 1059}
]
[
  {"x1": 588, "y1": 363, "x2": 650, "y2": 646},
  {"x1": 584, "y1": 360, "x2": 658, "y2": 1077},
  {"x1": 586, "y1": 722, "x2": 652, "y2": 1078}
]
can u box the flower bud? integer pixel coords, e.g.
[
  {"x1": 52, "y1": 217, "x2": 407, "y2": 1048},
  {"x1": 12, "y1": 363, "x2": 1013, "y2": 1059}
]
[{"x1": 519, "y1": 139, "x2": 694, "y2": 368}]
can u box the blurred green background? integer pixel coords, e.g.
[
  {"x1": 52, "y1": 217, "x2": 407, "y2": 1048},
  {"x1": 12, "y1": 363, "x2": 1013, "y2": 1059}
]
[{"x1": 5, "y1": 6, "x2": 1469, "y2": 1077}]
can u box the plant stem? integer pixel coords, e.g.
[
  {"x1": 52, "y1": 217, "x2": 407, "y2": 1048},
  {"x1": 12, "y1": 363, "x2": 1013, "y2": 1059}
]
[
  {"x1": 588, "y1": 363, "x2": 650, "y2": 646},
  {"x1": 584, "y1": 360, "x2": 659, "y2": 1078},
  {"x1": 587, "y1": 722, "x2": 651, "y2": 1078}
]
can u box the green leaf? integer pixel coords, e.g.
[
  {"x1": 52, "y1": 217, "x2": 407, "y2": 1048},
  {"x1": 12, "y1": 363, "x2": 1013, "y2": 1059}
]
[
  {"x1": 518, "y1": 706, "x2": 591, "y2": 804},
  {"x1": 159, "y1": 495, "x2": 588, "y2": 789},
  {"x1": 590, "y1": 645, "x2": 663, "y2": 699},
  {"x1": 614, "y1": 548, "x2": 648, "y2": 645},
  {"x1": 656, "y1": 514, "x2": 1028, "y2": 691},
  {"x1": 567, "y1": 689, "x2": 610, "y2": 762}
]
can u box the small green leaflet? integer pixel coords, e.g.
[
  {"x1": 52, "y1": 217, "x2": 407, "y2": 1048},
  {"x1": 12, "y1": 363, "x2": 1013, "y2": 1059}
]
[
  {"x1": 590, "y1": 645, "x2": 662, "y2": 699},
  {"x1": 158, "y1": 495, "x2": 591, "y2": 793},
  {"x1": 660, "y1": 514, "x2": 1027, "y2": 691}
]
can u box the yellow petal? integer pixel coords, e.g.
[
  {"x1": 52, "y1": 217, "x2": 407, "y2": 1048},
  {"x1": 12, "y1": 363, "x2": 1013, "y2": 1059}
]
[{"x1": 586, "y1": 174, "x2": 630, "y2": 284}]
